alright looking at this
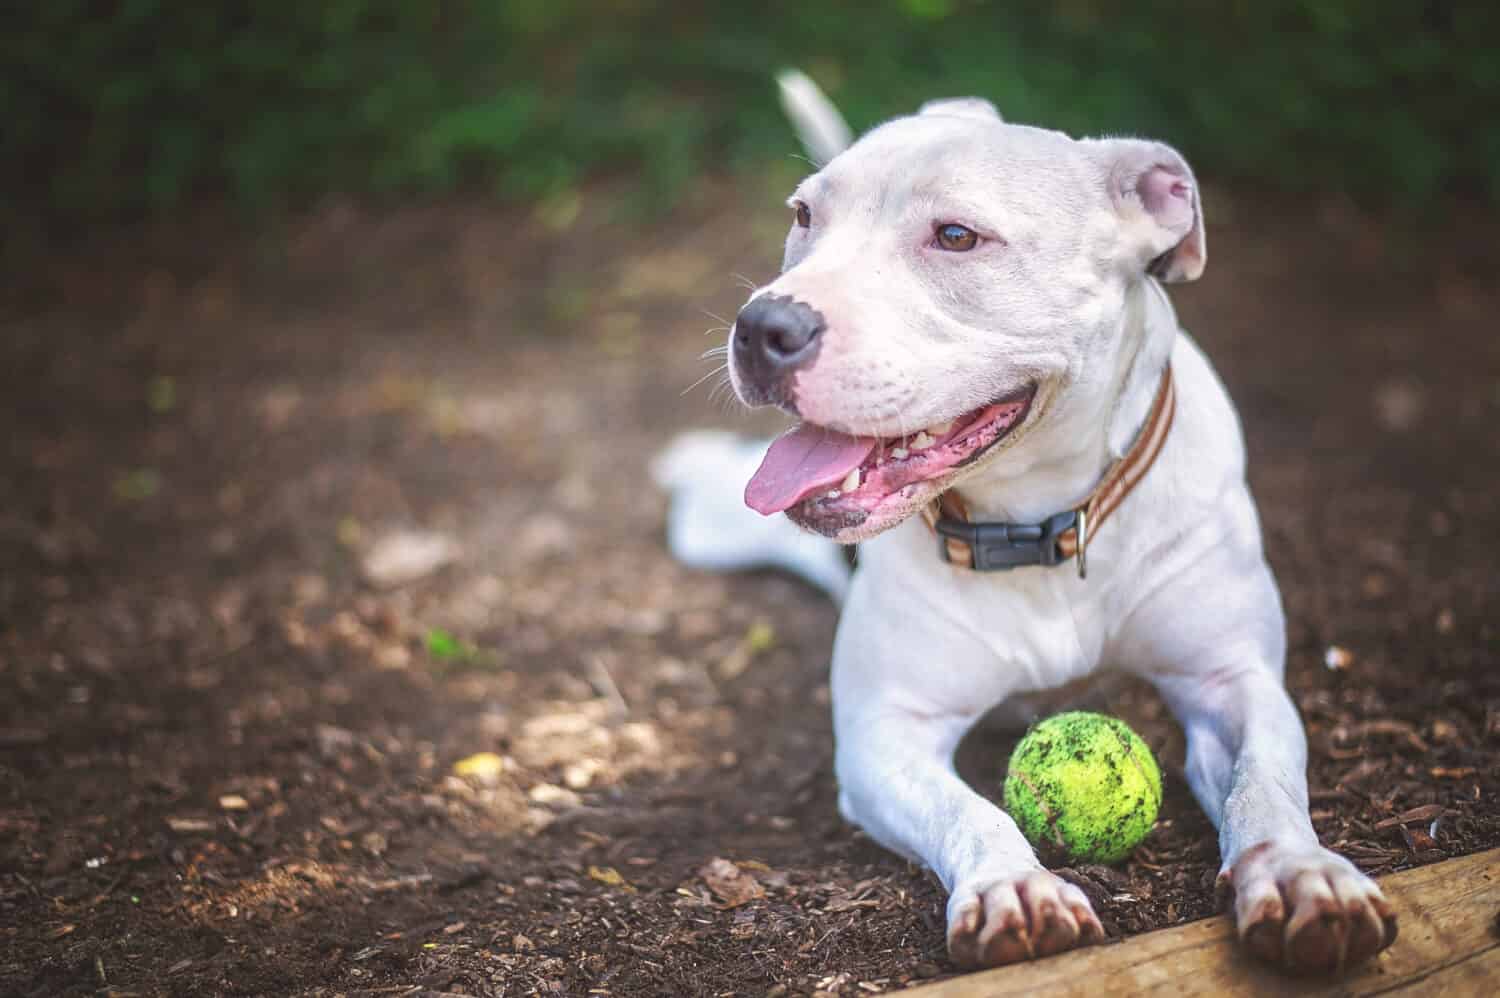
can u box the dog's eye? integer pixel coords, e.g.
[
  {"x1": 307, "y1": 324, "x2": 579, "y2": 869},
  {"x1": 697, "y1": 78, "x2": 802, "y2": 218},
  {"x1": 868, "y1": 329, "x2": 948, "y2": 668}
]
[
  {"x1": 793, "y1": 201, "x2": 812, "y2": 228},
  {"x1": 934, "y1": 223, "x2": 979, "y2": 252}
]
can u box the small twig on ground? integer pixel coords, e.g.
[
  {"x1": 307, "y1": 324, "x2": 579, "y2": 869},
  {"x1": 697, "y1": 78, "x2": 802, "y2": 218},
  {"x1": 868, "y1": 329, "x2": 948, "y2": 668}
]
[{"x1": 586, "y1": 653, "x2": 629, "y2": 717}]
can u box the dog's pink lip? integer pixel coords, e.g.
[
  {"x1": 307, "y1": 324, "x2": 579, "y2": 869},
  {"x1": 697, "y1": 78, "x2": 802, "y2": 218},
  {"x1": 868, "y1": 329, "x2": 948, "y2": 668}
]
[{"x1": 785, "y1": 384, "x2": 1037, "y2": 525}]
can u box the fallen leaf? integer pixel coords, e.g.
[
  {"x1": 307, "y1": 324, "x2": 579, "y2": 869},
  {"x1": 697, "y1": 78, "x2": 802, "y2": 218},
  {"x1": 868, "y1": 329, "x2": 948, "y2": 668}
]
[
  {"x1": 745, "y1": 621, "x2": 775, "y2": 653},
  {"x1": 452, "y1": 752, "x2": 507, "y2": 783},
  {"x1": 336, "y1": 517, "x2": 363, "y2": 547},
  {"x1": 588, "y1": 865, "x2": 633, "y2": 891},
  {"x1": 147, "y1": 375, "x2": 177, "y2": 413},
  {"x1": 697, "y1": 857, "x2": 766, "y2": 907},
  {"x1": 718, "y1": 621, "x2": 777, "y2": 680},
  {"x1": 424, "y1": 628, "x2": 497, "y2": 669},
  {"x1": 424, "y1": 628, "x2": 457, "y2": 658},
  {"x1": 113, "y1": 468, "x2": 162, "y2": 501}
]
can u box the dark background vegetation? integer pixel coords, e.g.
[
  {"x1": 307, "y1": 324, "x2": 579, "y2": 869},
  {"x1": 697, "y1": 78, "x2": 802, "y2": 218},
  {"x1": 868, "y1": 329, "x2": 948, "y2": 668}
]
[{"x1": 6, "y1": 0, "x2": 1498, "y2": 230}]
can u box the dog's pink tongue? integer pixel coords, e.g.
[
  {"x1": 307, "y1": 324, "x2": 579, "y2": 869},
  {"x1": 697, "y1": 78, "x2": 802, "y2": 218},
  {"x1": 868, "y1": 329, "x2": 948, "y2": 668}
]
[{"x1": 745, "y1": 424, "x2": 877, "y2": 515}]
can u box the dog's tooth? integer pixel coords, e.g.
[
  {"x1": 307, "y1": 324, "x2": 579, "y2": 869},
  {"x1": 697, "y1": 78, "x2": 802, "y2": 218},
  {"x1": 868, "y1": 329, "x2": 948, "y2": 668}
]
[
  {"x1": 890, "y1": 447, "x2": 909, "y2": 459},
  {"x1": 926, "y1": 420, "x2": 953, "y2": 438},
  {"x1": 841, "y1": 468, "x2": 861, "y2": 492},
  {"x1": 910, "y1": 431, "x2": 936, "y2": 450}
]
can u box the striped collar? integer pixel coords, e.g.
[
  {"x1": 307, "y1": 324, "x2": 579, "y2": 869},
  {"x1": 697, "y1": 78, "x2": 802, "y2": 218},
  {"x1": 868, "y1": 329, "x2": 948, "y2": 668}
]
[{"x1": 920, "y1": 364, "x2": 1176, "y2": 578}]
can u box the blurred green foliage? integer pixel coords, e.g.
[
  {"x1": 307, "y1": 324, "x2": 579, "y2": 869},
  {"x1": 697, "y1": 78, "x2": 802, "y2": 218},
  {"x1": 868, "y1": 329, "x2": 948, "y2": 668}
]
[{"x1": 4, "y1": 1, "x2": 1496, "y2": 223}]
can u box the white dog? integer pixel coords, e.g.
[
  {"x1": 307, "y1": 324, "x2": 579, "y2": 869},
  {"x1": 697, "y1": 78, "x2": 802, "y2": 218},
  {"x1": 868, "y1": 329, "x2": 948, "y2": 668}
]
[{"x1": 655, "y1": 73, "x2": 1396, "y2": 974}]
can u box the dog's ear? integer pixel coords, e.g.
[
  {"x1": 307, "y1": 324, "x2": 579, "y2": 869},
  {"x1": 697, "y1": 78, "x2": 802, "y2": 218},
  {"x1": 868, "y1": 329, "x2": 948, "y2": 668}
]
[
  {"x1": 918, "y1": 98, "x2": 1002, "y2": 124},
  {"x1": 1087, "y1": 138, "x2": 1206, "y2": 283}
]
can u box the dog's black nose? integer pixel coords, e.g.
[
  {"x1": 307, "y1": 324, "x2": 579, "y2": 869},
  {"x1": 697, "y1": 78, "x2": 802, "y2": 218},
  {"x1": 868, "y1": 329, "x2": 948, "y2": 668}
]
[{"x1": 733, "y1": 295, "x2": 825, "y2": 400}]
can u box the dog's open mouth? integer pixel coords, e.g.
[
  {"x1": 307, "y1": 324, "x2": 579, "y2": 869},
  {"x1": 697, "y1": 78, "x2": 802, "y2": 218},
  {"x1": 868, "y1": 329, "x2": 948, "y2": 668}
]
[{"x1": 744, "y1": 385, "x2": 1036, "y2": 523}]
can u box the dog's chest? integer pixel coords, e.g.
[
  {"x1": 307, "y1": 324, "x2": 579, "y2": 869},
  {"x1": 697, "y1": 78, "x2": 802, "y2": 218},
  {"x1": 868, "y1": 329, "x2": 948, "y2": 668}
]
[
  {"x1": 957, "y1": 571, "x2": 1103, "y2": 694},
  {"x1": 862, "y1": 524, "x2": 1108, "y2": 703}
]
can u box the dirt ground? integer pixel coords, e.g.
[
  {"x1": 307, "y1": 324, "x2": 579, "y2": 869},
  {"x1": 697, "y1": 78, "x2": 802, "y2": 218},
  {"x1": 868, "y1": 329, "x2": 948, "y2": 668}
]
[{"x1": 2, "y1": 184, "x2": 1497, "y2": 998}]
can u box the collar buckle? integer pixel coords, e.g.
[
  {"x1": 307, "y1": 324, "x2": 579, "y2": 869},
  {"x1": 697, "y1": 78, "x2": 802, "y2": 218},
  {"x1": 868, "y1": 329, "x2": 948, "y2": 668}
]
[{"x1": 935, "y1": 509, "x2": 1078, "y2": 572}]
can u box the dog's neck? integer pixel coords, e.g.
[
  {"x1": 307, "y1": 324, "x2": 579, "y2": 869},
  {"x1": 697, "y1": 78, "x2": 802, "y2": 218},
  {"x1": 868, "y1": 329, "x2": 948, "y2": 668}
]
[{"x1": 953, "y1": 279, "x2": 1178, "y2": 524}]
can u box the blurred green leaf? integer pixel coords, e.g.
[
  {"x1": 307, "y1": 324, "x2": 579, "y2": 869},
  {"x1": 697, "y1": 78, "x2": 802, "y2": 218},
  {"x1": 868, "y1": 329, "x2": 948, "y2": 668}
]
[
  {"x1": 425, "y1": 628, "x2": 466, "y2": 660},
  {"x1": 425, "y1": 628, "x2": 498, "y2": 671},
  {"x1": 146, "y1": 375, "x2": 176, "y2": 413},
  {"x1": 113, "y1": 468, "x2": 161, "y2": 501}
]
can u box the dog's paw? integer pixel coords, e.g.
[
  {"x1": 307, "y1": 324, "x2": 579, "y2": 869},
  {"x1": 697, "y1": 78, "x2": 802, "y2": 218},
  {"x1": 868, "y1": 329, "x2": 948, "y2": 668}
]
[
  {"x1": 1218, "y1": 839, "x2": 1397, "y2": 975},
  {"x1": 946, "y1": 869, "x2": 1106, "y2": 969}
]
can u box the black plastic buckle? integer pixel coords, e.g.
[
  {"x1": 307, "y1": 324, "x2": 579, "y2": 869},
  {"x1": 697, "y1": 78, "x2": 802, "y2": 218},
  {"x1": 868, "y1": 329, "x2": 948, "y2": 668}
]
[{"x1": 934, "y1": 509, "x2": 1078, "y2": 572}]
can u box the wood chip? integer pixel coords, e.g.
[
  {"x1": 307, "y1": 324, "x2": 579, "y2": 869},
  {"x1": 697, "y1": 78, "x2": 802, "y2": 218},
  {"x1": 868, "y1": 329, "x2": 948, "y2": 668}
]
[
  {"x1": 166, "y1": 817, "x2": 216, "y2": 834},
  {"x1": 1323, "y1": 645, "x2": 1354, "y2": 671},
  {"x1": 1331, "y1": 718, "x2": 1431, "y2": 753},
  {"x1": 1374, "y1": 804, "x2": 1451, "y2": 829},
  {"x1": 360, "y1": 529, "x2": 458, "y2": 588},
  {"x1": 1429, "y1": 766, "x2": 1477, "y2": 779}
]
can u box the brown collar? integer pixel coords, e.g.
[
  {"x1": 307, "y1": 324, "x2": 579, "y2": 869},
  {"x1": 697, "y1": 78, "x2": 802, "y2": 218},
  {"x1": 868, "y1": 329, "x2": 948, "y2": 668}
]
[{"x1": 919, "y1": 363, "x2": 1176, "y2": 578}]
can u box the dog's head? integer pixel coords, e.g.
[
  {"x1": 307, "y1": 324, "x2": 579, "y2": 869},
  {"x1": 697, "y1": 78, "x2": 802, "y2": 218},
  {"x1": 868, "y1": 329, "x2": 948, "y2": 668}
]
[{"x1": 730, "y1": 97, "x2": 1204, "y2": 542}]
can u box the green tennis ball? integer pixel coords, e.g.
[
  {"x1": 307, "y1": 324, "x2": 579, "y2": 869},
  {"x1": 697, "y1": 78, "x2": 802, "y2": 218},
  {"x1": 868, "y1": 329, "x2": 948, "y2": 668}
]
[{"x1": 1002, "y1": 711, "x2": 1162, "y2": 865}]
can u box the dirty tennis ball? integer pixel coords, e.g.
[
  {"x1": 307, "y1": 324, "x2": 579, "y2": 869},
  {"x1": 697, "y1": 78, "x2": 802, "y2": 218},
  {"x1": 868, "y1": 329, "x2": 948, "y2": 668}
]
[{"x1": 1003, "y1": 711, "x2": 1162, "y2": 865}]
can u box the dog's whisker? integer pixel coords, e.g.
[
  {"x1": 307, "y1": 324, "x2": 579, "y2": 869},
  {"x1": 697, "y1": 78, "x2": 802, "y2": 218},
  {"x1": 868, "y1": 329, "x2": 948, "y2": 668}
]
[
  {"x1": 681, "y1": 363, "x2": 729, "y2": 398},
  {"x1": 702, "y1": 386, "x2": 737, "y2": 410},
  {"x1": 709, "y1": 369, "x2": 735, "y2": 395},
  {"x1": 701, "y1": 309, "x2": 734, "y2": 327},
  {"x1": 889, "y1": 401, "x2": 914, "y2": 448}
]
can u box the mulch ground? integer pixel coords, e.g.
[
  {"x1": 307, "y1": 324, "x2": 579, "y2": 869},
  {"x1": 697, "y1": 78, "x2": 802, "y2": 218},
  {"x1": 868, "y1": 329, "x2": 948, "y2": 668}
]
[{"x1": 2, "y1": 186, "x2": 1497, "y2": 997}]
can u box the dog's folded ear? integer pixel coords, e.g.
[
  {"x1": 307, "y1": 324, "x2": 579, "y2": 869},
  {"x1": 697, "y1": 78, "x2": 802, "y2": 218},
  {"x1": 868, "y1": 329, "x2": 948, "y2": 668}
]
[
  {"x1": 1086, "y1": 138, "x2": 1206, "y2": 283},
  {"x1": 918, "y1": 98, "x2": 1002, "y2": 124}
]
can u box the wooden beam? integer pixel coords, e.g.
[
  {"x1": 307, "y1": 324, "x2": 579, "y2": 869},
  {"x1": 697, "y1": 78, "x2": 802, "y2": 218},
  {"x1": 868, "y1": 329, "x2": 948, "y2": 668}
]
[{"x1": 904, "y1": 848, "x2": 1500, "y2": 997}]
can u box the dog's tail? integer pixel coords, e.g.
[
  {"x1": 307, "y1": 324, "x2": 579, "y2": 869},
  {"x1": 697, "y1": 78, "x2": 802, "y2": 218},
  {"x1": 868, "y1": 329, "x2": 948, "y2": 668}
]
[
  {"x1": 776, "y1": 69, "x2": 853, "y2": 166},
  {"x1": 651, "y1": 431, "x2": 851, "y2": 603},
  {"x1": 651, "y1": 73, "x2": 853, "y2": 601}
]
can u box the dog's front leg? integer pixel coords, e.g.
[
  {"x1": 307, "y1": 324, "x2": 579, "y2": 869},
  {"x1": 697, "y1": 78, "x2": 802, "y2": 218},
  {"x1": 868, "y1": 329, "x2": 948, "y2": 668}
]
[
  {"x1": 1153, "y1": 662, "x2": 1398, "y2": 973},
  {"x1": 830, "y1": 585, "x2": 1105, "y2": 969},
  {"x1": 833, "y1": 701, "x2": 1105, "y2": 967}
]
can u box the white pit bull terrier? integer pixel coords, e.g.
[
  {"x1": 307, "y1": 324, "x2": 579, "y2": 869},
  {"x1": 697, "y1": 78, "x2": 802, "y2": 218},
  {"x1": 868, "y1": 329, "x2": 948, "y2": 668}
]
[{"x1": 655, "y1": 73, "x2": 1397, "y2": 974}]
